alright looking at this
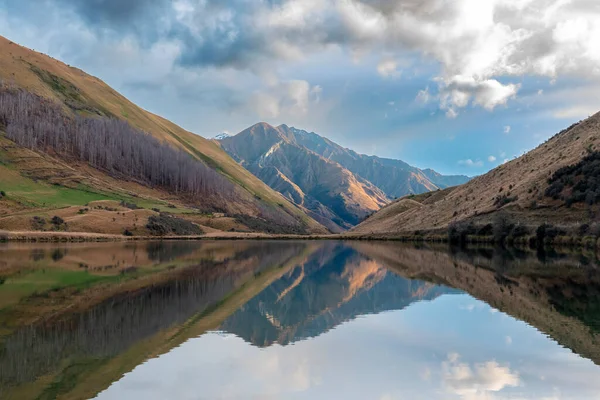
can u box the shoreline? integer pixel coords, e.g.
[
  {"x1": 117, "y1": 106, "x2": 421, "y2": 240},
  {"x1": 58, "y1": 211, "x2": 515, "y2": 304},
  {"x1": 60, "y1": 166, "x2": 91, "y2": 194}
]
[
  {"x1": 2, "y1": 231, "x2": 600, "y2": 251},
  {"x1": 0, "y1": 230, "x2": 347, "y2": 242}
]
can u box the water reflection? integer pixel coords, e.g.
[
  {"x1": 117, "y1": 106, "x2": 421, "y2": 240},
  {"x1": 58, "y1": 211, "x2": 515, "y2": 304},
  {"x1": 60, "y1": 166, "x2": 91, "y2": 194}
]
[
  {"x1": 221, "y1": 243, "x2": 458, "y2": 347},
  {"x1": 0, "y1": 241, "x2": 599, "y2": 399}
]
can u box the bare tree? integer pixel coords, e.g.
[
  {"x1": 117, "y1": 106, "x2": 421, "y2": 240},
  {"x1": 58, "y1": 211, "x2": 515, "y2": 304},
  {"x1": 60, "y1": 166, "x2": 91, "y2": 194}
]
[{"x1": 0, "y1": 85, "x2": 235, "y2": 200}]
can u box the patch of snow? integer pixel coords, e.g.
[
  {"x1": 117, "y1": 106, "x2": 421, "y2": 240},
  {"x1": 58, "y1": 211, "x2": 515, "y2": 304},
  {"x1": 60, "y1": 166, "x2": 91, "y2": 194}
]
[{"x1": 213, "y1": 133, "x2": 231, "y2": 140}]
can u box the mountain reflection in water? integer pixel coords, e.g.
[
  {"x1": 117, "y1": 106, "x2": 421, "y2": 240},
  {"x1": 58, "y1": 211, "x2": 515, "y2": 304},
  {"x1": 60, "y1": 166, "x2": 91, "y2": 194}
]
[{"x1": 0, "y1": 241, "x2": 599, "y2": 399}]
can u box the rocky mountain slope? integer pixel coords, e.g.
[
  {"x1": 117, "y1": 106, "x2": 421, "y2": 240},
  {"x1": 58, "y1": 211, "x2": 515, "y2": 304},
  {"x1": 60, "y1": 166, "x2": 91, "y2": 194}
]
[
  {"x1": 218, "y1": 123, "x2": 390, "y2": 231},
  {"x1": 0, "y1": 35, "x2": 327, "y2": 235},
  {"x1": 217, "y1": 123, "x2": 469, "y2": 231},
  {"x1": 278, "y1": 125, "x2": 470, "y2": 198},
  {"x1": 353, "y1": 112, "x2": 600, "y2": 236}
]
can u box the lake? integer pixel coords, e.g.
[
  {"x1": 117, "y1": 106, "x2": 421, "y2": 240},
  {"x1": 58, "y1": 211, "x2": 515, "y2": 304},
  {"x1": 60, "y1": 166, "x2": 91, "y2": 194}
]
[{"x1": 1, "y1": 241, "x2": 600, "y2": 399}]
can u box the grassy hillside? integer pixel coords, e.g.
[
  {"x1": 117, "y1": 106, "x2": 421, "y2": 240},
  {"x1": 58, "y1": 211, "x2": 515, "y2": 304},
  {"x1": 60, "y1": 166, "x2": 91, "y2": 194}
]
[
  {"x1": 353, "y1": 112, "x2": 600, "y2": 237},
  {"x1": 0, "y1": 36, "x2": 327, "y2": 235}
]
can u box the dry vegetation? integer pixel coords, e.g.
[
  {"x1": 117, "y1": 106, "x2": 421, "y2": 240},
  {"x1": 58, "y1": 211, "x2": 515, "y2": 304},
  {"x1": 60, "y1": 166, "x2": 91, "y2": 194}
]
[{"x1": 353, "y1": 112, "x2": 600, "y2": 238}]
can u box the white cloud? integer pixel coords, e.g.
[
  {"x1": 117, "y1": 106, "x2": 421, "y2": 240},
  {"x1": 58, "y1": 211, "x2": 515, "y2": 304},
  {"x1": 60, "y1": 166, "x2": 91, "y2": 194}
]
[
  {"x1": 553, "y1": 105, "x2": 599, "y2": 119},
  {"x1": 503, "y1": 126, "x2": 511, "y2": 134},
  {"x1": 446, "y1": 108, "x2": 459, "y2": 119},
  {"x1": 250, "y1": 79, "x2": 322, "y2": 118},
  {"x1": 416, "y1": 87, "x2": 432, "y2": 104},
  {"x1": 377, "y1": 59, "x2": 401, "y2": 78},
  {"x1": 442, "y1": 354, "x2": 520, "y2": 399},
  {"x1": 488, "y1": 156, "x2": 497, "y2": 162},
  {"x1": 439, "y1": 76, "x2": 520, "y2": 116},
  {"x1": 459, "y1": 159, "x2": 484, "y2": 167},
  {"x1": 255, "y1": 0, "x2": 600, "y2": 115}
]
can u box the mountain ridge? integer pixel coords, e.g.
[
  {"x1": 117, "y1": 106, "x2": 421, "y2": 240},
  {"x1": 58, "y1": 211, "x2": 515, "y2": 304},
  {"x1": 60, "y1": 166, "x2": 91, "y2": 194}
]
[
  {"x1": 218, "y1": 122, "x2": 389, "y2": 232},
  {"x1": 217, "y1": 122, "x2": 470, "y2": 231},
  {"x1": 276, "y1": 124, "x2": 470, "y2": 198}
]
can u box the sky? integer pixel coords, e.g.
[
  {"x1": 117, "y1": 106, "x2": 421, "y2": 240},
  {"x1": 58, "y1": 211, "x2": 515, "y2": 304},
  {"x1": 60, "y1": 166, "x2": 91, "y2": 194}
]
[{"x1": 1, "y1": 0, "x2": 599, "y2": 175}]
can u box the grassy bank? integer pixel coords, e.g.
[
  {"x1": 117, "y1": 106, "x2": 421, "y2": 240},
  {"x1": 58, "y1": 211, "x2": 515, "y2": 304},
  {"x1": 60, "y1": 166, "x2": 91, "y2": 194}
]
[
  {"x1": 3, "y1": 228, "x2": 600, "y2": 250},
  {"x1": 0, "y1": 230, "x2": 346, "y2": 242}
]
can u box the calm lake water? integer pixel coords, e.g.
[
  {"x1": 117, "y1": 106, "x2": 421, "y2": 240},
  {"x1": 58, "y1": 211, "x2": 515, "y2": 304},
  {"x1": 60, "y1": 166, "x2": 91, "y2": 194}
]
[{"x1": 1, "y1": 241, "x2": 600, "y2": 399}]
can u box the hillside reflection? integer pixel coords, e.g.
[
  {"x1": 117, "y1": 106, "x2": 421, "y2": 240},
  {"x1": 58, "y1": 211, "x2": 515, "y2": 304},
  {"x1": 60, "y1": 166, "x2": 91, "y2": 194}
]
[{"x1": 0, "y1": 241, "x2": 599, "y2": 399}]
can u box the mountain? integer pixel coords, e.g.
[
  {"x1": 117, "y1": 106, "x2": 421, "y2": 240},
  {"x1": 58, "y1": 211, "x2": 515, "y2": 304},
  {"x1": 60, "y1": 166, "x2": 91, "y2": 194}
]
[
  {"x1": 0, "y1": 36, "x2": 327, "y2": 235},
  {"x1": 277, "y1": 125, "x2": 470, "y2": 198},
  {"x1": 218, "y1": 123, "x2": 390, "y2": 232},
  {"x1": 353, "y1": 113, "x2": 600, "y2": 236},
  {"x1": 217, "y1": 123, "x2": 469, "y2": 231}
]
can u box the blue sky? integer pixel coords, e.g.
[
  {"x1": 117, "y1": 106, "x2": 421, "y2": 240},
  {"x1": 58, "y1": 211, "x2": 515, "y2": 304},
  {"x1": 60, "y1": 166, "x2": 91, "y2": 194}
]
[{"x1": 1, "y1": 0, "x2": 599, "y2": 175}]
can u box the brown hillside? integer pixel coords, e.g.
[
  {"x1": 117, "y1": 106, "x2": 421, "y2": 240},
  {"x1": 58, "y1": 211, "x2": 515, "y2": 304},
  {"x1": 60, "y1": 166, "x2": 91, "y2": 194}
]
[
  {"x1": 353, "y1": 112, "x2": 600, "y2": 235},
  {"x1": 0, "y1": 36, "x2": 327, "y2": 235}
]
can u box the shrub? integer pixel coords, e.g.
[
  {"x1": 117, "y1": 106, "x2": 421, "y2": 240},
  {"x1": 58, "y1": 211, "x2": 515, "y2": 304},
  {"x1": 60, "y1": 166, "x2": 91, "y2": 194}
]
[
  {"x1": 477, "y1": 224, "x2": 494, "y2": 236},
  {"x1": 152, "y1": 208, "x2": 160, "y2": 213},
  {"x1": 0, "y1": 190, "x2": 5, "y2": 197},
  {"x1": 120, "y1": 201, "x2": 139, "y2": 210},
  {"x1": 123, "y1": 229, "x2": 134, "y2": 237},
  {"x1": 51, "y1": 216, "x2": 65, "y2": 226},
  {"x1": 579, "y1": 223, "x2": 590, "y2": 235},
  {"x1": 510, "y1": 225, "x2": 530, "y2": 238},
  {"x1": 494, "y1": 194, "x2": 518, "y2": 208},
  {"x1": 493, "y1": 214, "x2": 513, "y2": 243},
  {"x1": 146, "y1": 214, "x2": 203, "y2": 236},
  {"x1": 536, "y1": 224, "x2": 548, "y2": 246},
  {"x1": 0, "y1": 231, "x2": 8, "y2": 242},
  {"x1": 234, "y1": 214, "x2": 307, "y2": 235},
  {"x1": 448, "y1": 222, "x2": 476, "y2": 245},
  {"x1": 536, "y1": 223, "x2": 566, "y2": 246},
  {"x1": 31, "y1": 216, "x2": 46, "y2": 230},
  {"x1": 545, "y1": 151, "x2": 600, "y2": 206},
  {"x1": 78, "y1": 208, "x2": 89, "y2": 215}
]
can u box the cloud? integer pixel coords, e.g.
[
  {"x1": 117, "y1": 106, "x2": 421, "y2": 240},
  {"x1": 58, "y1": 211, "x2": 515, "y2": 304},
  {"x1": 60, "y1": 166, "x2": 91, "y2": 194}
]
[
  {"x1": 459, "y1": 159, "x2": 484, "y2": 168},
  {"x1": 30, "y1": 0, "x2": 600, "y2": 77},
  {"x1": 439, "y1": 77, "x2": 520, "y2": 117},
  {"x1": 3, "y1": 0, "x2": 600, "y2": 122},
  {"x1": 415, "y1": 87, "x2": 432, "y2": 104},
  {"x1": 503, "y1": 126, "x2": 511, "y2": 134},
  {"x1": 442, "y1": 354, "x2": 520, "y2": 399},
  {"x1": 249, "y1": 80, "x2": 322, "y2": 118},
  {"x1": 377, "y1": 59, "x2": 401, "y2": 78},
  {"x1": 488, "y1": 156, "x2": 497, "y2": 162},
  {"x1": 553, "y1": 105, "x2": 599, "y2": 119}
]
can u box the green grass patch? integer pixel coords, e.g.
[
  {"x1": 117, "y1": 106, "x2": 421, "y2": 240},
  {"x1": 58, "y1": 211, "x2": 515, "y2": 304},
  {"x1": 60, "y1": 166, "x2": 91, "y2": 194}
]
[{"x1": 0, "y1": 165, "x2": 113, "y2": 208}]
